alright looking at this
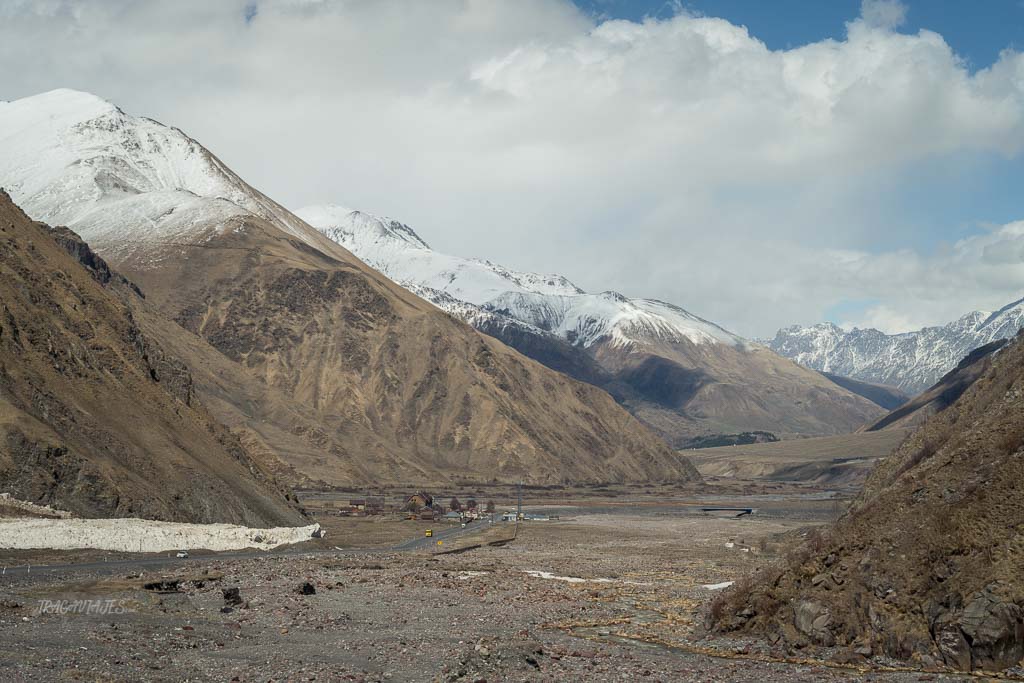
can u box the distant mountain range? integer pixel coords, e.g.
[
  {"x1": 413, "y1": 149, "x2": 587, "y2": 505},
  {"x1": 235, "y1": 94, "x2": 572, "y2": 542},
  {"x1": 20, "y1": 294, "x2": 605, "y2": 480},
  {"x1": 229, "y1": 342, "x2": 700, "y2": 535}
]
[
  {"x1": 297, "y1": 205, "x2": 884, "y2": 447},
  {"x1": 766, "y1": 301, "x2": 1024, "y2": 394}
]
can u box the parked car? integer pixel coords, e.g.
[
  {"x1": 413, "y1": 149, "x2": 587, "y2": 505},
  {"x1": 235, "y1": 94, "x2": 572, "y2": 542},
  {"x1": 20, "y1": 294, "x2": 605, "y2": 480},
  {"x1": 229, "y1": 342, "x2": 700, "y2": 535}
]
[{"x1": 175, "y1": 551, "x2": 189, "y2": 559}]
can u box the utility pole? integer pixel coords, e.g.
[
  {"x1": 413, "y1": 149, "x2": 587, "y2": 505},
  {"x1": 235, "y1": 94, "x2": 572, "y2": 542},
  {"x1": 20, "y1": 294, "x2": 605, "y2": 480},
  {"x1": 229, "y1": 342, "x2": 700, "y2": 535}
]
[{"x1": 517, "y1": 480, "x2": 523, "y2": 521}]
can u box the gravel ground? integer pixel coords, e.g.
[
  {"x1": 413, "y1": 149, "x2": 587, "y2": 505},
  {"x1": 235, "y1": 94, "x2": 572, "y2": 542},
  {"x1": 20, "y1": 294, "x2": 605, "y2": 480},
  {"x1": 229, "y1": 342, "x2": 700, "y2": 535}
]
[{"x1": 0, "y1": 503, "x2": 980, "y2": 682}]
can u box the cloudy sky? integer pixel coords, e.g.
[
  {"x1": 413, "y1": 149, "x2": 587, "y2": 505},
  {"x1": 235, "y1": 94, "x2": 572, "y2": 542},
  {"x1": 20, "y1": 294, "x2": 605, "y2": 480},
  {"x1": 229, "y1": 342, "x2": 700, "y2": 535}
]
[{"x1": 2, "y1": 0, "x2": 1023, "y2": 337}]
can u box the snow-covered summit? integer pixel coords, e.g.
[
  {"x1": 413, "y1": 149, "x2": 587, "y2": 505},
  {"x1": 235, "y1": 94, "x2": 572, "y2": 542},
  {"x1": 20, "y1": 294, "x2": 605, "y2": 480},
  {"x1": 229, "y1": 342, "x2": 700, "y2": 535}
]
[
  {"x1": 296, "y1": 204, "x2": 586, "y2": 304},
  {"x1": 298, "y1": 203, "x2": 746, "y2": 350},
  {"x1": 767, "y1": 298, "x2": 1024, "y2": 393},
  {"x1": 299, "y1": 204, "x2": 431, "y2": 250},
  {"x1": 484, "y1": 291, "x2": 745, "y2": 349},
  {"x1": 0, "y1": 89, "x2": 321, "y2": 263}
]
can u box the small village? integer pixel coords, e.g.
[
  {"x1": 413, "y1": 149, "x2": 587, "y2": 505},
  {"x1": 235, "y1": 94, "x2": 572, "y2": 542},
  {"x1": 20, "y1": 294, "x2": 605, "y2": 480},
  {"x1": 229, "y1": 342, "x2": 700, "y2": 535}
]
[{"x1": 308, "y1": 489, "x2": 553, "y2": 523}]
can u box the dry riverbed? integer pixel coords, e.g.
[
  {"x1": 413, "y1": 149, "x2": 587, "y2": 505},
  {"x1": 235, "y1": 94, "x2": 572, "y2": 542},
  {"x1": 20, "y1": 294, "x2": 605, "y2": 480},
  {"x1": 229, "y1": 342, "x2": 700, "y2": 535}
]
[{"x1": 0, "y1": 499, "x2": 978, "y2": 682}]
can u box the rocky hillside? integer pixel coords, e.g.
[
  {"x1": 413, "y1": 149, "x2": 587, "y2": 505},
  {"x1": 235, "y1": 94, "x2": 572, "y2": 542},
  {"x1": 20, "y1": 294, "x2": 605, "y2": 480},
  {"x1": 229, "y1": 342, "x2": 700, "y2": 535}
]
[
  {"x1": 0, "y1": 89, "x2": 697, "y2": 487},
  {"x1": 711, "y1": 333, "x2": 1024, "y2": 672},
  {"x1": 767, "y1": 302, "x2": 1024, "y2": 394},
  {"x1": 298, "y1": 205, "x2": 884, "y2": 447},
  {"x1": 0, "y1": 191, "x2": 304, "y2": 525}
]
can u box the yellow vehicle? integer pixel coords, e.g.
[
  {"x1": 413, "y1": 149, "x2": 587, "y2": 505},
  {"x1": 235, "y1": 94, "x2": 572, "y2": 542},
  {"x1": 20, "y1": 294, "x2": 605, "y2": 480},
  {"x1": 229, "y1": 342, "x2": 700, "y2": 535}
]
[{"x1": 425, "y1": 529, "x2": 433, "y2": 538}]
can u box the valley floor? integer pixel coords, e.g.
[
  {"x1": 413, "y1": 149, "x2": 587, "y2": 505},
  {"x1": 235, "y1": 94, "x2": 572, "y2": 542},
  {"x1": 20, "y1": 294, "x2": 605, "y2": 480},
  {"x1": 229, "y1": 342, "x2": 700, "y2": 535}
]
[{"x1": 0, "y1": 491, "x2": 983, "y2": 682}]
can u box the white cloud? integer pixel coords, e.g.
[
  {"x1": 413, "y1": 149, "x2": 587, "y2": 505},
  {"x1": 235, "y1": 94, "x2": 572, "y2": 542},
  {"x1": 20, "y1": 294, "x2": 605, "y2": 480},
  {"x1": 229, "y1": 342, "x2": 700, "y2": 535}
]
[
  {"x1": 859, "y1": 0, "x2": 908, "y2": 30},
  {"x1": 1, "y1": 0, "x2": 1023, "y2": 336}
]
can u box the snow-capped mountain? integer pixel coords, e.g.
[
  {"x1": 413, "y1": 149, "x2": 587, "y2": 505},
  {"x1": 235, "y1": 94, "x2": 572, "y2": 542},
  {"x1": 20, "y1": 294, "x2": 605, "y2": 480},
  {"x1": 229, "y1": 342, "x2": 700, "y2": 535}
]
[
  {"x1": 298, "y1": 204, "x2": 884, "y2": 446},
  {"x1": 295, "y1": 204, "x2": 747, "y2": 351},
  {"x1": 0, "y1": 89, "x2": 332, "y2": 266},
  {"x1": 766, "y1": 299, "x2": 1024, "y2": 394}
]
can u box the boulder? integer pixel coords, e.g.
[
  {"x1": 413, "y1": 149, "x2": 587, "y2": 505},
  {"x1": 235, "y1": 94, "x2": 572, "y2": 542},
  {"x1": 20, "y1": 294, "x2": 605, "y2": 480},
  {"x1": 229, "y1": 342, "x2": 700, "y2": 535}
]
[
  {"x1": 794, "y1": 601, "x2": 835, "y2": 646},
  {"x1": 959, "y1": 590, "x2": 1024, "y2": 671},
  {"x1": 222, "y1": 586, "x2": 243, "y2": 606}
]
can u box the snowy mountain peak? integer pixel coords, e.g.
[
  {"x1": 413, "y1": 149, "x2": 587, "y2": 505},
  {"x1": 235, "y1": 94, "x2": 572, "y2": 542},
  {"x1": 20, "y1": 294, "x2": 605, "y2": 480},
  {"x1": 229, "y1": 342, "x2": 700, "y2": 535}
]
[
  {"x1": 297, "y1": 203, "x2": 586, "y2": 303},
  {"x1": 485, "y1": 291, "x2": 746, "y2": 349},
  {"x1": 297, "y1": 204, "x2": 431, "y2": 250},
  {"x1": 0, "y1": 90, "x2": 323, "y2": 263},
  {"x1": 981, "y1": 295, "x2": 1024, "y2": 329},
  {"x1": 3, "y1": 88, "x2": 120, "y2": 124}
]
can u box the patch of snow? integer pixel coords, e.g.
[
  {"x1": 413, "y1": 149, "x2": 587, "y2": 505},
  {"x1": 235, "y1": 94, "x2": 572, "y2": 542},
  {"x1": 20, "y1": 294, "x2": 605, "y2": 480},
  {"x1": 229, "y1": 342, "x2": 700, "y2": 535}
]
[
  {"x1": 0, "y1": 518, "x2": 322, "y2": 553},
  {"x1": 702, "y1": 581, "x2": 735, "y2": 590},
  {"x1": 0, "y1": 493, "x2": 73, "y2": 519},
  {"x1": 457, "y1": 571, "x2": 490, "y2": 580}
]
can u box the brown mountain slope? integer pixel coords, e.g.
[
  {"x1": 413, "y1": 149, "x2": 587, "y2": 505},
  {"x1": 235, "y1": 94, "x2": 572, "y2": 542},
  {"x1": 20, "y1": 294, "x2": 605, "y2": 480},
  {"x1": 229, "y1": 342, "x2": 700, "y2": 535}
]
[
  {"x1": 110, "y1": 212, "x2": 699, "y2": 487},
  {"x1": 0, "y1": 192, "x2": 304, "y2": 525},
  {"x1": 711, "y1": 333, "x2": 1024, "y2": 672}
]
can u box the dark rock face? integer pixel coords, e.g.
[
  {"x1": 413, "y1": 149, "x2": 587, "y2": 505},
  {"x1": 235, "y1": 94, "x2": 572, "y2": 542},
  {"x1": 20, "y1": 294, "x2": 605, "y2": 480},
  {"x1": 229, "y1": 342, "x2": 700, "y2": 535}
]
[
  {"x1": 42, "y1": 224, "x2": 114, "y2": 284},
  {"x1": 476, "y1": 318, "x2": 611, "y2": 388},
  {"x1": 959, "y1": 589, "x2": 1024, "y2": 671},
  {"x1": 934, "y1": 621, "x2": 972, "y2": 671},
  {"x1": 41, "y1": 223, "x2": 144, "y2": 297}
]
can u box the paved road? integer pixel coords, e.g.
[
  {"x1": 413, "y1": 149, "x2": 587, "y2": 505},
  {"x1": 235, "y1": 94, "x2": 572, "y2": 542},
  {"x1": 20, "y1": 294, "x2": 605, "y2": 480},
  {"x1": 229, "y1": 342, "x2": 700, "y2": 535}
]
[
  {"x1": 391, "y1": 515, "x2": 497, "y2": 551},
  {"x1": 0, "y1": 517, "x2": 495, "y2": 582}
]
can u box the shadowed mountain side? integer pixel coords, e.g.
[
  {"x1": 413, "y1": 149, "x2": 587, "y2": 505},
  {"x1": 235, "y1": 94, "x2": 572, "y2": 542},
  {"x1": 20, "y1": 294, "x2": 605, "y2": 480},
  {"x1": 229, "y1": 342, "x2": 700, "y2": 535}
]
[{"x1": 821, "y1": 373, "x2": 909, "y2": 411}]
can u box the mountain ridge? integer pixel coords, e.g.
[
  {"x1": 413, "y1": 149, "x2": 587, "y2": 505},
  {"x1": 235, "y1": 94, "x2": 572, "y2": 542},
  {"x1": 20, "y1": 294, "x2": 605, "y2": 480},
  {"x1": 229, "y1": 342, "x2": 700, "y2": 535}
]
[
  {"x1": 296, "y1": 204, "x2": 885, "y2": 447},
  {"x1": 766, "y1": 301, "x2": 1024, "y2": 394}
]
